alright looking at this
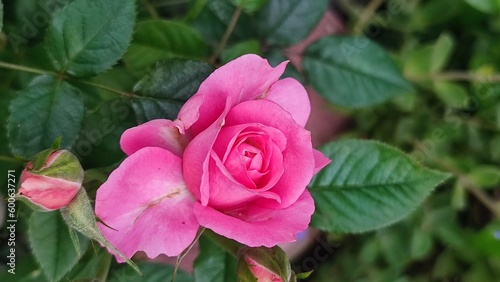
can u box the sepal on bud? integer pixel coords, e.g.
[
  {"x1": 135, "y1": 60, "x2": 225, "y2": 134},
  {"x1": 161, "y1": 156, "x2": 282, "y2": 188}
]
[
  {"x1": 60, "y1": 188, "x2": 142, "y2": 276},
  {"x1": 237, "y1": 246, "x2": 295, "y2": 282}
]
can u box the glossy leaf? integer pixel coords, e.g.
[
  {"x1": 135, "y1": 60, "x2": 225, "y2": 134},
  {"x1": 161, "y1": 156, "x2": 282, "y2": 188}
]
[
  {"x1": 124, "y1": 20, "x2": 209, "y2": 71},
  {"x1": 74, "y1": 99, "x2": 136, "y2": 168},
  {"x1": 46, "y1": 0, "x2": 136, "y2": 77},
  {"x1": 7, "y1": 76, "x2": 84, "y2": 159},
  {"x1": 0, "y1": 0, "x2": 3, "y2": 33},
  {"x1": 29, "y1": 211, "x2": 88, "y2": 282},
  {"x1": 464, "y1": 0, "x2": 500, "y2": 14},
  {"x1": 257, "y1": 0, "x2": 329, "y2": 47},
  {"x1": 303, "y1": 36, "x2": 414, "y2": 108},
  {"x1": 221, "y1": 40, "x2": 261, "y2": 63},
  {"x1": 309, "y1": 139, "x2": 450, "y2": 233},
  {"x1": 131, "y1": 60, "x2": 213, "y2": 123},
  {"x1": 194, "y1": 235, "x2": 237, "y2": 282}
]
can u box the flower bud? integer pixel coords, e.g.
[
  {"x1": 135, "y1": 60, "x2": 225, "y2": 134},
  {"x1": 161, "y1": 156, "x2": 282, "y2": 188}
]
[
  {"x1": 18, "y1": 149, "x2": 84, "y2": 211},
  {"x1": 237, "y1": 246, "x2": 295, "y2": 282}
]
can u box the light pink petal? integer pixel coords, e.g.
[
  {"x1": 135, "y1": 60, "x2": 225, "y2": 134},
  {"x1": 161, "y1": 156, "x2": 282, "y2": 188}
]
[
  {"x1": 180, "y1": 54, "x2": 287, "y2": 134},
  {"x1": 95, "y1": 147, "x2": 199, "y2": 261},
  {"x1": 264, "y1": 78, "x2": 311, "y2": 127},
  {"x1": 195, "y1": 190, "x2": 315, "y2": 247},
  {"x1": 120, "y1": 119, "x2": 189, "y2": 157},
  {"x1": 225, "y1": 100, "x2": 315, "y2": 209},
  {"x1": 19, "y1": 175, "x2": 79, "y2": 210},
  {"x1": 313, "y1": 149, "x2": 331, "y2": 174}
]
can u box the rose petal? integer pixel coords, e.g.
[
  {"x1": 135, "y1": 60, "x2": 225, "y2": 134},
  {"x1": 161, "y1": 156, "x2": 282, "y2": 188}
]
[
  {"x1": 183, "y1": 98, "x2": 233, "y2": 205},
  {"x1": 313, "y1": 149, "x2": 331, "y2": 174},
  {"x1": 225, "y1": 100, "x2": 315, "y2": 209},
  {"x1": 194, "y1": 190, "x2": 315, "y2": 247},
  {"x1": 206, "y1": 151, "x2": 281, "y2": 210},
  {"x1": 179, "y1": 54, "x2": 287, "y2": 134},
  {"x1": 95, "y1": 147, "x2": 199, "y2": 260},
  {"x1": 120, "y1": 119, "x2": 188, "y2": 157},
  {"x1": 19, "y1": 175, "x2": 79, "y2": 210},
  {"x1": 264, "y1": 78, "x2": 311, "y2": 127}
]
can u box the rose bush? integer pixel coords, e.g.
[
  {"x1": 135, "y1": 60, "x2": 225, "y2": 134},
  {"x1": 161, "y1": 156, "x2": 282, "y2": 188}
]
[{"x1": 95, "y1": 55, "x2": 330, "y2": 260}]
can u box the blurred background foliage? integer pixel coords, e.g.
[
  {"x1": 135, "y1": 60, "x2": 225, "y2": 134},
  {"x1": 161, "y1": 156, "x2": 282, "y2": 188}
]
[{"x1": 0, "y1": 0, "x2": 499, "y2": 281}]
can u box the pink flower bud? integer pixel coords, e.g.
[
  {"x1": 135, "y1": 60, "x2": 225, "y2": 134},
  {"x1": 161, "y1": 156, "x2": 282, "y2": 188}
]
[
  {"x1": 237, "y1": 246, "x2": 295, "y2": 282},
  {"x1": 18, "y1": 149, "x2": 84, "y2": 211}
]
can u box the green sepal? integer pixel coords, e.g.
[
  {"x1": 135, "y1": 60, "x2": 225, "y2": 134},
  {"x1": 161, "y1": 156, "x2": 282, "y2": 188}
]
[
  {"x1": 69, "y1": 227, "x2": 82, "y2": 258},
  {"x1": 60, "y1": 188, "x2": 142, "y2": 276}
]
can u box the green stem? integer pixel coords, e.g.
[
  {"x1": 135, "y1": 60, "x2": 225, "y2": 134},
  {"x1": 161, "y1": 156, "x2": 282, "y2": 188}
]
[
  {"x1": 408, "y1": 72, "x2": 500, "y2": 83},
  {"x1": 143, "y1": 0, "x2": 160, "y2": 19},
  {"x1": 0, "y1": 60, "x2": 134, "y2": 97},
  {"x1": 208, "y1": 5, "x2": 243, "y2": 64},
  {"x1": 172, "y1": 228, "x2": 205, "y2": 282},
  {"x1": 96, "y1": 252, "x2": 113, "y2": 281},
  {"x1": 429, "y1": 157, "x2": 500, "y2": 219},
  {"x1": 0, "y1": 156, "x2": 25, "y2": 164},
  {"x1": 0, "y1": 61, "x2": 58, "y2": 76},
  {"x1": 353, "y1": 0, "x2": 385, "y2": 35}
]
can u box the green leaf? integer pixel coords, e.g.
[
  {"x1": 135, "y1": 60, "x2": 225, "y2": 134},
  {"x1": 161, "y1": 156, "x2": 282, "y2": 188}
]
[
  {"x1": 232, "y1": 0, "x2": 269, "y2": 12},
  {"x1": 192, "y1": 0, "x2": 256, "y2": 46},
  {"x1": 309, "y1": 139, "x2": 450, "y2": 233},
  {"x1": 29, "y1": 211, "x2": 88, "y2": 282},
  {"x1": 0, "y1": 0, "x2": 3, "y2": 33},
  {"x1": 265, "y1": 50, "x2": 303, "y2": 83},
  {"x1": 74, "y1": 99, "x2": 136, "y2": 168},
  {"x1": 303, "y1": 36, "x2": 414, "y2": 108},
  {"x1": 46, "y1": 0, "x2": 136, "y2": 77},
  {"x1": 194, "y1": 235, "x2": 237, "y2": 282},
  {"x1": 434, "y1": 82, "x2": 468, "y2": 107},
  {"x1": 131, "y1": 60, "x2": 213, "y2": 123},
  {"x1": 7, "y1": 76, "x2": 85, "y2": 159},
  {"x1": 464, "y1": 0, "x2": 500, "y2": 14},
  {"x1": 257, "y1": 0, "x2": 328, "y2": 47},
  {"x1": 110, "y1": 262, "x2": 194, "y2": 282},
  {"x1": 467, "y1": 165, "x2": 500, "y2": 189},
  {"x1": 221, "y1": 40, "x2": 261, "y2": 64},
  {"x1": 430, "y1": 33, "x2": 455, "y2": 73},
  {"x1": 124, "y1": 20, "x2": 209, "y2": 72}
]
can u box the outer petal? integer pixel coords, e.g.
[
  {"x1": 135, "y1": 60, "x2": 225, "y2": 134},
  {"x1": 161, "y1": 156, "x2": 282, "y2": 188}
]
[
  {"x1": 313, "y1": 149, "x2": 331, "y2": 174},
  {"x1": 120, "y1": 119, "x2": 188, "y2": 157},
  {"x1": 95, "y1": 147, "x2": 199, "y2": 260},
  {"x1": 19, "y1": 175, "x2": 79, "y2": 210},
  {"x1": 179, "y1": 54, "x2": 287, "y2": 134},
  {"x1": 264, "y1": 78, "x2": 311, "y2": 127},
  {"x1": 225, "y1": 100, "x2": 315, "y2": 209},
  {"x1": 194, "y1": 190, "x2": 315, "y2": 247}
]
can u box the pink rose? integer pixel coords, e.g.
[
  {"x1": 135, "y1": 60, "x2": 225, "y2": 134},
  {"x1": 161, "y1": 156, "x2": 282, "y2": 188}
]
[
  {"x1": 95, "y1": 55, "x2": 330, "y2": 260},
  {"x1": 19, "y1": 150, "x2": 84, "y2": 211}
]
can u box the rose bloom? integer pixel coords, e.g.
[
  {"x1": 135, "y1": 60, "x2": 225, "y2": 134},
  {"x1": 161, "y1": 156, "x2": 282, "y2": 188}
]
[{"x1": 95, "y1": 55, "x2": 330, "y2": 260}]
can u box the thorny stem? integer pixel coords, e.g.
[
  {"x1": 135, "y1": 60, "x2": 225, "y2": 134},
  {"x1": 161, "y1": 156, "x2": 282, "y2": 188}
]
[
  {"x1": 208, "y1": 5, "x2": 243, "y2": 65},
  {"x1": 353, "y1": 0, "x2": 385, "y2": 35}
]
